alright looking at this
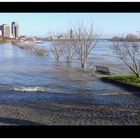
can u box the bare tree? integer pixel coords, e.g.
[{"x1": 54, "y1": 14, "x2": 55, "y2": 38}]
[
  {"x1": 50, "y1": 40, "x2": 63, "y2": 61},
  {"x1": 111, "y1": 41, "x2": 140, "y2": 77},
  {"x1": 59, "y1": 33, "x2": 74, "y2": 63},
  {"x1": 62, "y1": 40, "x2": 73, "y2": 63},
  {"x1": 70, "y1": 23, "x2": 101, "y2": 72}
]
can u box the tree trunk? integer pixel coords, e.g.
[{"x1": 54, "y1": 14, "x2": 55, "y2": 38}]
[
  {"x1": 135, "y1": 72, "x2": 140, "y2": 78},
  {"x1": 83, "y1": 59, "x2": 87, "y2": 72},
  {"x1": 81, "y1": 59, "x2": 84, "y2": 69},
  {"x1": 81, "y1": 58, "x2": 87, "y2": 72},
  {"x1": 56, "y1": 55, "x2": 59, "y2": 61}
]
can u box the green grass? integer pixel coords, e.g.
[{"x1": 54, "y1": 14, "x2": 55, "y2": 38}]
[{"x1": 109, "y1": 75, "x2": 140, "y2": 87}]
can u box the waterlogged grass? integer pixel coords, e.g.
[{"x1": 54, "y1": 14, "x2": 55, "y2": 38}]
[
  {"x1": 12, "y1": 43, "x2": 48, "y2": 56},
  {"x1": 0, "y1": 40, "x2": 8, "y2": 44},
  {"x1": 109, "y1": 75, "x2": 140, "y2": 87}
]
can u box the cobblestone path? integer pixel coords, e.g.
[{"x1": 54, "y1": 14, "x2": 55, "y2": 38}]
[{"x1": 0, "y1": 90, "x2": 139, "y2": 125}]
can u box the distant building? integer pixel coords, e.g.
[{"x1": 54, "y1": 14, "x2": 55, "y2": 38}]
[
  {"x1": 0, "y1": 22, "x2": 20, "y2": 38},
  {"x1": 1, "y1": 24, "x2": 11, "y2": 38},
  {"x1": 11, "y1": 22, "x2": 19, "y2": 38},
  {"x1": 20, "y1": 35, "x2": 26, "y2": 38},
  {"x1": 11, "y1": 22, "x2": 16, "y2": 38},
  {"x1": 57, "y1": 34, "x2": 64, "y2": 40},
  {"x1": 70, "y1": 29, "x2": 73, "y2": 39},
  {"x1": 51, "y1": 35, "x2": 58, "y2": 40}
]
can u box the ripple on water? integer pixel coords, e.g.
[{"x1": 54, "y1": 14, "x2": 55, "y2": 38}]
[{"x1": 0, "y1": 42, "x2": 139, "y2": 118}]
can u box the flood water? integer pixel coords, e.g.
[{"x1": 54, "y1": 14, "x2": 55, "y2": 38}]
[
  {"x1": 0, "y1": 42, "x2": 120, "y2": 89},
  {"x1": 0, "y1": 41, "x2": 132, "y2": 95}
]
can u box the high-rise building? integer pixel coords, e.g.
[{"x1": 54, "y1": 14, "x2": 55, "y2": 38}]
[
  {"x1": 11, "y1": 22, "x2": 19, "y2": 38},
  {"x1": 0, "y1": 30, "x2": 2, "y2": 36},
  {"x1": 70, "y1": 29, "x2": 73, "y2": 39},
  {"x1": 0, "y1": 22, "x2": 19, "y2": 38},
  {"x1": 0, "y1": 25, "x2": 2, "y2": 36},
  {"x1": 1, "y1": 24, "x2": 11, "y2": 38},
  {"x1": 11, "y1": 22, "x2": 16, "y2": 38},
  {"x1": 15, "y1": 23, "x2": 19, "y2": 38}
]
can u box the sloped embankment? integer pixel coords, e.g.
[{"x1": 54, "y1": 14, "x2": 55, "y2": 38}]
[{"x1": 101, "y1": 75, "x2": 140, "y2": 92}]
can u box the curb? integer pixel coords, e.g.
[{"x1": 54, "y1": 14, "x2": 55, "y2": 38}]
[{"x1": 101, "y1": 77, "x2": 140, "y2": 92}]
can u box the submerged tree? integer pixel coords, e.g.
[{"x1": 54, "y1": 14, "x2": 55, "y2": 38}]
[
  {"x1": 70, "y1": 23, "x2": 101, "y2": 72},
  {"x1": 111, "y1": 41, "x2": 140, "y2": 77},
  {"x1": 50, "y1": 40, "x2": 63, "y2": 61},
  {"x1": 63, "y1": 40, "x2": 73, "y2": 63},
  {"x1": 60, "y1": 33, "x2": 74, "y2": 63}
]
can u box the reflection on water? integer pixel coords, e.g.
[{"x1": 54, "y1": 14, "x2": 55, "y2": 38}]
[{"x1": 3, "y1": 45, "x2": 14, "y2": 58}]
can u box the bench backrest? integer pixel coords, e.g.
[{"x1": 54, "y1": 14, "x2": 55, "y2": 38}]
[{"x1": 95, "y1": 65, "x2": 110, "y2": 74}]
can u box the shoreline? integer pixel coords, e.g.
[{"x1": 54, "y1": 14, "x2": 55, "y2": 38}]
[
  {"x1": 0, "y1": 42, "x2": 139, "y2": 125},
  {"x1": 0, "y1": 87, "x2": 139, "y2": 125}
]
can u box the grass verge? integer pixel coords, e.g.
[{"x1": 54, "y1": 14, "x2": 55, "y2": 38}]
[{"x1": 107, "y1": 75, "x2": 140, "y2": 88}]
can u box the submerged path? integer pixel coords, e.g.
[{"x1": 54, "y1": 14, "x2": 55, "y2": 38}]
[{"x1": 0, "y1": 87, "x2": 140, "y2": 125}]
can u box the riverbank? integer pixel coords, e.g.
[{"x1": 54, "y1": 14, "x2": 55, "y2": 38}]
[
  {"x1": 0, "y1": 41, "x2": 139, "y2": 125},
  {"x1": 101, "y1": 75, "x2": 140, "y2": 92},
  {"x1": 109, "y1": 75, "x2": 140, "y2": 87}
]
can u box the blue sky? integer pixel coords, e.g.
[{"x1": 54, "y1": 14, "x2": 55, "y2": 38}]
[{"x1": 0, "y1": 13, "x2": 140, "y2": 38}]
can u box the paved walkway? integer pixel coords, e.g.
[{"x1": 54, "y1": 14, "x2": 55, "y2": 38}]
[{"x1": 0, "y1": 90, "x2": 140, "y2": 125}]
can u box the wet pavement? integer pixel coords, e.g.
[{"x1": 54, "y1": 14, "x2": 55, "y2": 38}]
[{"x1": 0, "y1": 87, "x2": 139, "y2": 125}]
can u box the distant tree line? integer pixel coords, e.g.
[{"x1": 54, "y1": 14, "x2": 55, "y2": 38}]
[{"x1": 111, "y1": 34, "x2": 140, "y2": 42}]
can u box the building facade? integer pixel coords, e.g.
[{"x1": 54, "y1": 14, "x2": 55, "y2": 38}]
[
  {"x1": 1, "y1": 24, "x2": 11, "y2": 38},
  {"x1": 70, "y1": 29, "x2": 73, "y2": 39},
  {"x1": 11, "y1": 22, "x2": 16, "y2": 38},
  {"x1": 11, "y1": 22, "x2": 19, "y2": 38},
  {"x1": 0, "y1": 22, "x2": 19, "y2": 38}
]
